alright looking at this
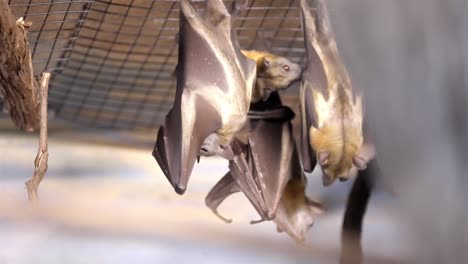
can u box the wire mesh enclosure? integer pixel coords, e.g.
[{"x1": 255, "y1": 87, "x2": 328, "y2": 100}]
[{"x1": 5, "y1": 0, "x2": 307, "y2": 130}]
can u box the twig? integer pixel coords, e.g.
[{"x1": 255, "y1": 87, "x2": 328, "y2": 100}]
[{"x1": 25, "y1": 72, "x2": 50, "y2": 201}]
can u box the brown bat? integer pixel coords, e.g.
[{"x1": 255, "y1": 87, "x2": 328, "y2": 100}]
[
  {"x1": 205, "y1": 93, "x2": 323, "y2": 242},
  {"x1": 152, "y1": 0, "x2": 257, "y2": 194},
  {"x1": 298, "y1": 0, "x2": 369, "y2": 186}
]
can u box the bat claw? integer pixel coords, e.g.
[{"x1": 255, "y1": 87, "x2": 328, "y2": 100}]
[
  {"x1": 212, "y1": 209, "x2": 233, "y2": 224},
  {"x1": 250, "y1": 218, "x2": 266, "y2": 225}
]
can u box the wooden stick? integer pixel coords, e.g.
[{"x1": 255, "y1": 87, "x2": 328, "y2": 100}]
[
  {"x1": 25, "y1": 72, "x2": 50, "y2": 201},
  {"x1": 0, "y1": 0, "x2": 39, "y2": 132}
]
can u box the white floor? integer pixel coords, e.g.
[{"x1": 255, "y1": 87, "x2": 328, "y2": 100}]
[{"x1": 0, "y1": 133, "x2": 410, "y2": 263}]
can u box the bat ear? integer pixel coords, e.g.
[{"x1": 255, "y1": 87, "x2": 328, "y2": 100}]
[
  {"x1": 262, "y1": 57, "x2": 271, "y2": 68},
  {"x1": 353, "y1": 156, "x2": 367, "y2": 171},
  {"x1": 318, "y1": 151, "x2": 329, "y2": 166}
]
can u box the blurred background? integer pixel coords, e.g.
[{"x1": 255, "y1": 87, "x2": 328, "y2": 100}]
[{"x1": 1, "y1": 0, "x2": 467, "y2": 263}]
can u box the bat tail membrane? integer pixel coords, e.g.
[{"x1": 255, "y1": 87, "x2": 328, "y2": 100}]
[{"x1": 205, "y1": 172, "x2": 242, "y2": 223}]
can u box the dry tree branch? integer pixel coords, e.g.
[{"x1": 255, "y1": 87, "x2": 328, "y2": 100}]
[
  {"x1": 25, "y1": 72, "x2": 50, "y2": 201},
  {"x1": 0, "y1": 0, "x2": 39, "y2": 132},
  {"x1": 0, "y1": 1, "x2": 51, "y2": 200}
]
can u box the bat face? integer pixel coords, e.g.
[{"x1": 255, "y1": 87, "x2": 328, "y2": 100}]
[
  {"x1": 152, "y1": 0, "x2": 257, "y2": 194},
  {"x1": 241, "y1": 50, "x2": 303, "y2": 103},
  {"x1": 258, "y1": 56, "x2": 302, "y2": 90},
  {"x1": 299, "y1": 0, "x2": 367, "y2": 186}
]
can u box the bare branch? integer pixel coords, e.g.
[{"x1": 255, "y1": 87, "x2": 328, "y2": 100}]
[{"x1": 25, "y1": 72, "x2": 50, "y2": 201}]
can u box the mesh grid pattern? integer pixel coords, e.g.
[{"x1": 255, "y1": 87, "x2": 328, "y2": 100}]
[{"x1": 6, "y1": 0, "x2": 306, "y2": 130}]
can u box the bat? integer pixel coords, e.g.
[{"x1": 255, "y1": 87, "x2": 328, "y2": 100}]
[
  {"x1": 205, "y1": 93, "x2": 323, "y2": 242},
  {"x1": 298, "y1": 0, "x2": 370, "y2": 186},
  {"x1": 152, "y1": 0, "x2": 257, "y2": 194}
]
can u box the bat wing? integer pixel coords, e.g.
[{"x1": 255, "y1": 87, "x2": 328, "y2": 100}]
[
  {"x1": 153, "y1": 96, "x2": 223, "y2": 194},
  {"x1": 205, "y1": 172, "x2": 241, "y2": 223},
  {"x1": 204, "y1": 138, "x2": 272, "y2": 222},
  {"x1": 248, "y1": 115, "x2": 294, "y2": 219},
  {"x1": 298, "y1": 0, "x2": 328, "y2": 173},
  {"x1": 228, "y1": 139, "x2": 270, "y2": 218},
  {"x1": 154, "y1": 0, "x2": 258, "y2": 194}
]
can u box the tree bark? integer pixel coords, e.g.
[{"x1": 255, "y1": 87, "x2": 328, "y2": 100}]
[{"x1": 0, "y1": 0, "x2": 39, "y2": 132}]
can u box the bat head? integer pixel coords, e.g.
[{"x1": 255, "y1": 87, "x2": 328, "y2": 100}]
[
  {"x1": 309, "y1": 119, "x2": 366, "y2": 186},
  {"x1": 274, "y1": 174, "x2": 324, "y2": 242},
  {"x1": 254, "y1": 55, "x2": 302, "y2": 102}
]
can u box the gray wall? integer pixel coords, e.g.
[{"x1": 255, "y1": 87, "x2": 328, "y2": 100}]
[{"x1": 328, "y1": 0, "x2": 467, "y2": 262}]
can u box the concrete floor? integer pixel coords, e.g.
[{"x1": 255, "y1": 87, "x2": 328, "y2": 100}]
[{"x1": 0, "y1": 132, "x2": 410, "y2": 263}]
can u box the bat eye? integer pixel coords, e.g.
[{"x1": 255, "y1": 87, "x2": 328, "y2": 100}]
[{"x1": 282, "y1": 64, "x2": 290, "y2": 72}]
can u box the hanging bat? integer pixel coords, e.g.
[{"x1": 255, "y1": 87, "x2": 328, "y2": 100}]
[
  {"x1": 152, "y1": 0, "x2": 257, "y2": 194},
  {"x1": 205, "y1": 93, "x2": 323, "y2": 242},
  {"x1": 298, "y1": 0, "x2": 370, "y2": 186}
]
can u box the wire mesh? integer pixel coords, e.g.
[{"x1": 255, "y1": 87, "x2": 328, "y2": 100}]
[{"x1": 5, "y1": 0, "x2": 307, "y2": 130}]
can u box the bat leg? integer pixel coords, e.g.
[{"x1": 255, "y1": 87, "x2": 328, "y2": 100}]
[{"x1": 205, "y1": 172, "x2": 241, "y2": 223}]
